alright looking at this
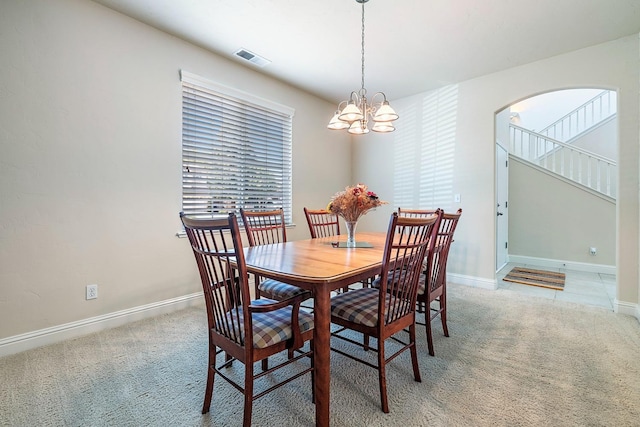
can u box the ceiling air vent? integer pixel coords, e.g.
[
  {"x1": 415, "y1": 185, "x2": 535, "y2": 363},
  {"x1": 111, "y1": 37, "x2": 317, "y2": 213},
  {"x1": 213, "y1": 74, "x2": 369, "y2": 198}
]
[{"x1": 234, "y1": 48, "x2": 271, "y2": 68}]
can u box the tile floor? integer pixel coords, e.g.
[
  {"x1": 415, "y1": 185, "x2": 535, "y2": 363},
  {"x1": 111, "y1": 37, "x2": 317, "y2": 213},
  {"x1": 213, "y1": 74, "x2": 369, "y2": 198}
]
[{"x1": 496, "y1": 262, "x2": 616, "y2": 311}]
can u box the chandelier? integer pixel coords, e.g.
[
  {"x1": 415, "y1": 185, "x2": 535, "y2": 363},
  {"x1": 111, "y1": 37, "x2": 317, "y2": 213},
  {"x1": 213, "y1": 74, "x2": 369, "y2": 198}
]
[{"x1": 327, "y1": 0, "x2": 399, "y2": 134}]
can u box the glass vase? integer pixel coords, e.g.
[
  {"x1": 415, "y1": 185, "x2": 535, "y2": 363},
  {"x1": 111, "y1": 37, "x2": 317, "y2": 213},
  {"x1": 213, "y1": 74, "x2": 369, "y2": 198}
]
[{"x1": 344, "y1": 220, "x2": 358, "y2": 247}]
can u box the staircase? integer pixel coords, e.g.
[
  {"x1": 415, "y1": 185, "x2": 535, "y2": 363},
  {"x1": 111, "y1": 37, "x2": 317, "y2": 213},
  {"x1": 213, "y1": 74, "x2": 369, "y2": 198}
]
[
  {"x1": 537, "y1": 90, "x2": 616, "y2": 142},
  {"x1": 509, "y1": 91, "x2": 617, "y2": 200}
]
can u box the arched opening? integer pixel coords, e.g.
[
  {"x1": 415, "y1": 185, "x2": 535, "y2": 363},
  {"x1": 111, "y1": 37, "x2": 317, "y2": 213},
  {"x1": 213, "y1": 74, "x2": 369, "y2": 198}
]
[{"x1": 495, "y1": 88, "x2": 617, "y2": 309}]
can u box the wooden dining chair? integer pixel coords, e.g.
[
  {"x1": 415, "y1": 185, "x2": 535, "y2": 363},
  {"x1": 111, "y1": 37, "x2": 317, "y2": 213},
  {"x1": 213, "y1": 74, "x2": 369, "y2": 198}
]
[
  {"x1": 419, "y1": 208, "x2": 462, "y2": 356},
  {"x1": 303, "y1": 207, "x2": 373, "y2": 293},
  {"x1": 303, "y1": 207, "x2": 354, "y2": 293},
  {"x1": 303, "y1": 207, "x2": 340, "y2": 238},
  {"x1": 180, "y1": 212, "x2": 314, "y2": 427},
  {"x1": 239, "y1": 208, "x2": 311, "y2": 302},
  {"x1": 329, "y1": 212, "x2": 439, "y2": 413},
  {"x1": 399, "y1": 207, "x2": 463, "y2": 356},
  {"x1": 398, "y1": 208, "x2": 439, "y2": 218}
]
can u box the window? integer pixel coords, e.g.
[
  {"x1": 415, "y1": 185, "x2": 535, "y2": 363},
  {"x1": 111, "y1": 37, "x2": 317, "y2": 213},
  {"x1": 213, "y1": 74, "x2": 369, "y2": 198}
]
[{"x1": 181, "y1": 71, "x2": 294, "y2": 223}]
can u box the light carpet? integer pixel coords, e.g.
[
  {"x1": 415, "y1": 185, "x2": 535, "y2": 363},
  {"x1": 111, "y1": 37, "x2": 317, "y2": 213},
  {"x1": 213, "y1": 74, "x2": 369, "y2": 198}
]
[{"x1": 1, "y1": 284, "x2": 639, "y2": 426}]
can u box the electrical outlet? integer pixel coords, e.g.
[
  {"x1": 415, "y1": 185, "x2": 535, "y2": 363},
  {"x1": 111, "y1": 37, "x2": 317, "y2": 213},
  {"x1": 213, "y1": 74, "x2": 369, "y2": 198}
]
[
  {"x1": 589, "y1": 247, "x2": 597, "y2": 256},
  {"x1": 86, "y1": 284, "x2": 98, "y2": 300}
]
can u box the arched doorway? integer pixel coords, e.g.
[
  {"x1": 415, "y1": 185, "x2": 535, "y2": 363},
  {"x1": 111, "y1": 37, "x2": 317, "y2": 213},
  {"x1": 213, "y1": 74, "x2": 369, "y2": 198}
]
[{"x1": 495, "y1": 88, "x2": 617, "y2": 309}]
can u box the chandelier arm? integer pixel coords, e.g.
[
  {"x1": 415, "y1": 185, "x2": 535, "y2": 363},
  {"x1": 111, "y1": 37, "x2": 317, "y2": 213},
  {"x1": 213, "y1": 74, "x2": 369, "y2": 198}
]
[
  {"x1": 370, "y1": 92, "x2": 388, "y2": 105},
  {"x1": 349, "y1": 91, "x2": 361, "y2": 105}
]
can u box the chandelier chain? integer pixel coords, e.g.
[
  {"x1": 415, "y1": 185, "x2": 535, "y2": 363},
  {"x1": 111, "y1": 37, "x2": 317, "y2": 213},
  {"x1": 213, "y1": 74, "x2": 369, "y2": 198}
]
[
  {"x1": 361, "y1": 0, "x2": 365, "y2": 93},
  {"x1": 326, "y1": 0, "x2": 398, "y2": 134}
]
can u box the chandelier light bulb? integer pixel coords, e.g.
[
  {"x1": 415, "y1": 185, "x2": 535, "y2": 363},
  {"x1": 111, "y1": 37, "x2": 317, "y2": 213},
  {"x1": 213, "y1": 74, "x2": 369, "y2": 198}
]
[
  {"x1": 371, "y1": 121, "x2": 395, "y2": 133},
  {"x1": 327, "y1": 111, "x2": 351, "y2": 130},
  {"x1": 372, "y1": 101, "x2": 399, "y2": 122},
  {"x1": 348, "y1": 120, "x2": 370, "y2": 135},
  {"x1": 338, "y1": 102, "x2": 364, "y2": 122}
]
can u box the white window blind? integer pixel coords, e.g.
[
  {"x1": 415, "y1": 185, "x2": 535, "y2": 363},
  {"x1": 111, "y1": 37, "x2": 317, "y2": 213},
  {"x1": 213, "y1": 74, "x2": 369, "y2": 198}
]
[{"x1": 181, "y1": 71, "x2": 293, "y2": 223}]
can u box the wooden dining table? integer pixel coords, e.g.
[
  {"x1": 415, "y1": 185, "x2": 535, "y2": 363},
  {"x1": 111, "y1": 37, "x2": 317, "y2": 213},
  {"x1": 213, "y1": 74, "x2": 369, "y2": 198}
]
[{"x1": 243, "y1": 231, "x2": 387, "y2": 427}]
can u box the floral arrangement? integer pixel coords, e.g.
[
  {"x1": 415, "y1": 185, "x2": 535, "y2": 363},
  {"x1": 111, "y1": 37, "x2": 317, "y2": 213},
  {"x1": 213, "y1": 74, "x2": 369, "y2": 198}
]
[{"x1": 327, "y1": 183, "x2": 387, "y2": 222}]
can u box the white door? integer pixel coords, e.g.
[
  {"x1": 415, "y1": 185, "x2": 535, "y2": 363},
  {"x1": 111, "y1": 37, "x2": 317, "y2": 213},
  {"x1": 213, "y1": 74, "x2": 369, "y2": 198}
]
[{"x1": 496, "y1": 144, "x2": 509, "y2": 271}]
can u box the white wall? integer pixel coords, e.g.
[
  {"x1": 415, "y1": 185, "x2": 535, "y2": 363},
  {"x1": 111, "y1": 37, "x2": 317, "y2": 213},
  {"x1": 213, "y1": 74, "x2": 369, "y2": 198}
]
[
  {"x1": 1, "y1": 0, "x2": 638, "y2": 352},
  {"x1": 571, "y1": 118, "x2": 618, "y2": 160},
  {"x1": 509, "y1": 159, "x2": 616, "y2": 265},
  {"x1": 353, "y1": 35, "x2": 640, "y2": 310},
  {"x1": 0, "y1": 0, "x2": 351, "y2": 340}
]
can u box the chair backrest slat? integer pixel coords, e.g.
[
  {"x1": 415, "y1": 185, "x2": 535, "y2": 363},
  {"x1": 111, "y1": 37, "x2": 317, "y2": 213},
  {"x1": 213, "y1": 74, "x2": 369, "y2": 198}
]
[
  {"x1": 397, "y1": 208, "x2": 438, "y2": 219},
  {"x1": 240, "y1": 208, "x2": 287, "y2": 246},
  {"x1": 304, "y1": 207, "x2": 340, "y2": 238},
  {"x1": 378, "y1": 214, "x2": 440, "y2": 326},
  {"x1": 402, "y1": 208, "x2": 462, "y2": 294},
  {"x1": 430, "y1": 209, "x2": 462, "y2": 292},
  {"x1": 181, "y1": 213, "x2": 251, "y2": 348}
]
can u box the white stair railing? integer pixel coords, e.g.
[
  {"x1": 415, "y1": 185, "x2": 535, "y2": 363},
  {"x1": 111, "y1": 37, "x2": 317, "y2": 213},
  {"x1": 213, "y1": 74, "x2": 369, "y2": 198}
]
[
  {"x1": 510, "y1": 124, "x2": 617, "y2": 198},
  {"x1": 538, "y1": 91, "x2": 616, "y2": 142}
]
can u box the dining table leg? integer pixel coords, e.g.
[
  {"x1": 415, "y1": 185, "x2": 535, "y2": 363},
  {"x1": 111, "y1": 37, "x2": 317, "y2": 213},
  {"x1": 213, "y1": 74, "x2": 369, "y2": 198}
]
[{"x1": 313, "y1": 284, "x2": 331, "y2": 427}]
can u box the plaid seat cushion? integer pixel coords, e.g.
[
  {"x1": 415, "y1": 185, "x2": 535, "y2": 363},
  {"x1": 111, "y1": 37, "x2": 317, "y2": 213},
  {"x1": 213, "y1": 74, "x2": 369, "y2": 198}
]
[
  {"x1": 221, "y1": 299, "x2": 314, "y2": 348},
  {"x1": 259, "y1": 278, "x2": 310, "y2": 300},
  {"x1": 331, "y1": 288, "x2": 394, "y2": 328},
  {"x1": 372, "y1": 271, "x2": 427, "y2": 295}
]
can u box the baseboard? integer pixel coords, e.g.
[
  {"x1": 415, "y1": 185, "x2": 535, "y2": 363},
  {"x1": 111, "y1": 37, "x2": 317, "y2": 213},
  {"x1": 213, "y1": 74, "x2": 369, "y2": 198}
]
[
  {"x1": 505, "y1": 257, "x2": 638, "y2": 322},
  {"x1": 614, "y1": 298, "x2": 640, "y2": 320},
  {"x1": 508, "y1": 255, "x2": 616, "y2": 275},
  {"x1": 448, "y1": 272, "x2": 497, "y2": 290},
  {"x1": 0, "y1": 292, "x2": 203, "y2": 358},
  {"x1": 3, "y1": 275, "x2": 636, "y2": 358}
]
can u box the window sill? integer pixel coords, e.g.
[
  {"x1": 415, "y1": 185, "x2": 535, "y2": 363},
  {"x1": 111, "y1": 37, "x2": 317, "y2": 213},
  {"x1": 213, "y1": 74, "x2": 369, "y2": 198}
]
[{"x1": 176, "y1": 224, "x2": 297, "y2": 239}]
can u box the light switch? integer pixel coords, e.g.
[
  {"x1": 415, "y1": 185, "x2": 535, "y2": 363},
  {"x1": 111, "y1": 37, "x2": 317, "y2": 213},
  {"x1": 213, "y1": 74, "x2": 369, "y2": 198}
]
[{"x1": 454, "y1": 194, "x2": 461, "y2": 203}]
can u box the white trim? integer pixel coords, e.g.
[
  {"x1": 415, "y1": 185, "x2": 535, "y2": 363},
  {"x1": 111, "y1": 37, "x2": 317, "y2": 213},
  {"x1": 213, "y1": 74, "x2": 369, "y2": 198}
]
[
  {"x1": 448, "y1": 272, "x2": 497, "y2": 290},
  {"x1": 502, "y1": 256, "x2": 639, "y2": 321},
  {"x1": 508, "y1": 254, "x2": 616, "y2": 275},
  {"x1": 0, "y1": 293, "x2": 203, "y2": 358},
  {"x1": 4, "y1": 274, "x2": 636, "y2": 358},
  {"x1": 450, "y1": 270, "x2": 639, "y2": 323},
  {"x1": 176, "y1": 223, "x2": 298, "y2": 239},
  {"x1": 614, "y1": 298, "x2": 640, "y2": 320},
  {"x1": 180, "y1": 70, "x2": 295, "y2": 117}
]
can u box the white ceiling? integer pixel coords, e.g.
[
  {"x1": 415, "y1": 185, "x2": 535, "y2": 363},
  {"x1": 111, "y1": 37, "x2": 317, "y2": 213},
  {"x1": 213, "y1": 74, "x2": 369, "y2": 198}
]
[{"x1": 92, "y1": 0, "x2": 640, "y2": 104}]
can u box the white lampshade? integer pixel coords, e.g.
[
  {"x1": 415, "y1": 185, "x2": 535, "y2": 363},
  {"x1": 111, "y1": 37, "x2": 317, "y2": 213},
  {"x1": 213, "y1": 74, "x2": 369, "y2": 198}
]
[
  {"x1": 348, "y1": 120, "x2": 369, "y2": 135},
  {"x1": 327, "y1": 112, "x2": 350, "y2": 130},
  {"x1": 338, "y1": 102, "x2": 364, "y2": 122},
  {"x1": 372, "y1": 121, "x2": 395, "y2": 133},
  {"x1": 373, "y1": 101, "x2": 399, "y2": 122}
]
